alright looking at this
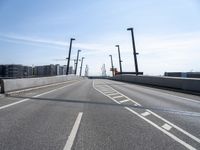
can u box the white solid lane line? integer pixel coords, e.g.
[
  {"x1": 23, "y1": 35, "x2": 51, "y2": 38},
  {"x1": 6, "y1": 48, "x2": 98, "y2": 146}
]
[
  {"x1": 141, "y1": 111, "x2": 151, "y2": 117},
  {"x1": 162, "y1": 123, "x2": 172, "y2": 131},
  {"x1": 119, "y1": 99, "x2": 130, "y2": 103},
  {"x1": 0, "y1": 81, "x2": 80, "y2": 111},
  {"x1": 63, "y1": 112, "x2": 83, "y2": 150}
]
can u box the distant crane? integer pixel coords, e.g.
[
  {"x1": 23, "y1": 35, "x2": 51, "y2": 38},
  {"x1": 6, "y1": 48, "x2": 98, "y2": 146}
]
[
  {"x1": 101, "y1": 64, "x2": 107, "y2": 76},
  {"x1": 85, "y1": 65, "x2": 89, "y2": 76}
]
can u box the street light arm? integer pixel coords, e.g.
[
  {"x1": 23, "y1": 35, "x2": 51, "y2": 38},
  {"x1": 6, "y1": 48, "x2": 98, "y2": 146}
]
[
  {"x1": 66, "y1": 38, "x2": 75, "y2": 75},
  {"x1": 127, "y1": 27, "x2": 139, "y2": 75},
  {"x1": 127, "y1": 27, "x2": 133, "y2": 31}
]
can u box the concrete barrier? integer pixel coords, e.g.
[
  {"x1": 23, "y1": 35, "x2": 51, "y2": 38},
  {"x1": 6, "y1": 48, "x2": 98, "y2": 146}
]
[
  {"x1": 1, "y1": 75, "x2": 81, "y2": 93},
  {"x1": 110, "y1": 75, "x2": 200, "y2": 93}
]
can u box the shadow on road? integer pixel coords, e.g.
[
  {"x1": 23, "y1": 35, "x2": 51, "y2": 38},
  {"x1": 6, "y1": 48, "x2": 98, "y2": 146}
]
[{"x1": 6, "y1": 95, "x2": 200, "y2": 117}]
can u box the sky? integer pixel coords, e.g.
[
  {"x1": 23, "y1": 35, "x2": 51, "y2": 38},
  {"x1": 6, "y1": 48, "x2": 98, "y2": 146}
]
[{"x1": 0, "y1": 0, "x2": 200, "y2": 76}]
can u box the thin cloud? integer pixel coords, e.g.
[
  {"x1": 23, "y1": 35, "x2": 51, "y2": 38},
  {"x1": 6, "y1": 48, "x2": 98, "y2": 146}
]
[{"x1": 0, "y1": 33, "x2": 110, "y2": 52}]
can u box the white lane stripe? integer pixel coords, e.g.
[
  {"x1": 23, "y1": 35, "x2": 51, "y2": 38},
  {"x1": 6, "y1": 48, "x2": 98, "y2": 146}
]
[
  {"x1": 63, "y1": 112, "x2": 83, "y2": 150},
  {"x1": 119, "y1": 99, "x2": 130, "y2": 103},
  {"x1": 107, "y1": 93, "x2": 119, "y2": 96},
  {"x1": 7, "y1": 80, "x2": 78, "y2": 94},
  {"x1": 125, "y1": 107, "x2": 196, "y2": 150},
  {"x1": 141, "y1": 111, "x2": 151, "y2": 117},
  {"x1": 0, "y1": 98, "x2": 30, "y2": 110},
  {"x1": 162, "y1": 123, "x2": 172, "y2": 131},
  {"x1": 0, "y1": 81, "x2": 80, "y2": 111},
  {"x1": 113, "y1": 95, "x2": 124, "y2": 99},
  {"x1": 103, "y1": 81, "x2": 200, "y2": 144}
]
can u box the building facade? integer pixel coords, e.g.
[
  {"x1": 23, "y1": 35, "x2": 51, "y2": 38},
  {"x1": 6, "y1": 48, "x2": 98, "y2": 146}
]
[
  {"x1": 0, "y1": 64, "x2": 72, "y2": 78},
  {"x1": 0, "y1": 64, "x2": 34, "y2": 78},
  {"x1": 164, "y1": 72, "x2": 200, "y2": 78}
]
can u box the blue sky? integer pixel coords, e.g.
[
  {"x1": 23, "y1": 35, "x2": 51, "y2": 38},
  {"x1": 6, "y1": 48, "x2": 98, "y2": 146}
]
[{"x1": 0, "y1": 0, "x2": 200, "y2": 75}]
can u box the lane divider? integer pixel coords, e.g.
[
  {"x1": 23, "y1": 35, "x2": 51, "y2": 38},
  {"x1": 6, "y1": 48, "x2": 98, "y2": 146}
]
[
  {"x1": 141, "y1": 111, "x2": 151, "y2": 117},
  {"x1": 63, "y1": 112, "x2": 83, "y2": 150},
  {"x1": 162, "y1": 123, "x2": 172, "y2": 131}
]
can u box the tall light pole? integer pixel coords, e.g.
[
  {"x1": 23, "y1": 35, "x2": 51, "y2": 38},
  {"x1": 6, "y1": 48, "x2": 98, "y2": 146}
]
[
  {"x1": 66, "y1": 38, "x2": 75, "y2": 75},
  {"x1": 109, "y1": 55, "x2": 114, "y2": 76},
  {"x1": 73, "y1": 59, "x2": 76, "y2": 70},
  {"x1": 79, "y1": 57, "x2": 85, "y2": 76},
  {"x1": 115, "y1": 45, "x2": 122, "y2": 73},
  {"x1": 127, "y1": 28, "x2": 139, "y2": 75},
  {"x1": 75, "y1": 50, "x2": 81, "y2": 75}
]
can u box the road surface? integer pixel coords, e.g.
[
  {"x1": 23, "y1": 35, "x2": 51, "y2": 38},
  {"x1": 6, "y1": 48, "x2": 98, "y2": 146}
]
[{"x1": 0, "y1": 78, "x2": 199, "y2": 150}]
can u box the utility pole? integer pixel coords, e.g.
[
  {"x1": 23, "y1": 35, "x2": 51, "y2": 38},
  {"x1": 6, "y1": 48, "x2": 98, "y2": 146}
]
[
  {"x1": 109, "y1": 55, "x2": 114, "y2": 76},
  {"x1": 66, "y1": 38, "x2": 75, "y2": 75},
  {"x1": 127, "y1": 28, "x2": 139, "y2": 75},
  {"x1": 75, "y1": 50, "x2": 81, "y2": 75},
  {"x1": 115, "y1": 45, "x2": 122, "y2": 73},
  {"x1": 79, "y1": 57, "x2": 85, "y2": 76}
]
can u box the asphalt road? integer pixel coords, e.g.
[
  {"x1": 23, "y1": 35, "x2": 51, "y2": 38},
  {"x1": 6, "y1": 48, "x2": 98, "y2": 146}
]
[{"x1": 0, "y1": 78, "x2": 199, "y2": 150}]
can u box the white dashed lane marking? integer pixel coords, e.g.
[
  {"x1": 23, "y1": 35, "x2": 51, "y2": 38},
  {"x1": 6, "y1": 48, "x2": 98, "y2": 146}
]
[
  {"x1": 141, "y1": 111, "x2": 151, "y2": 117},
  {"x1": 119, "y1": 99, "x2": 130, "y2": 103},
  {"x1": 63, "y1": 112, "x2": 83, "y2": 150},
  {"x1": 162, "y1": 123, "x2": 172, "y2": 131}
]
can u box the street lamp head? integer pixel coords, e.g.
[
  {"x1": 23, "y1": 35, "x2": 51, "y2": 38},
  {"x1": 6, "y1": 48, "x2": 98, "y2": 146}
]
[
  {"x1": 82, "y1": 57, "x2": 85, "y2": 59},
  {"x1": 109, "y1": 54, "x2": 112, "y2": 57},
  {"x1": 127, "y1": 27, "x2": 133, "y2": 31},
  {"x1": 78, "y1": 49, "x2": 81, "y2": 52},
  {"x1": 115, "y1": 45, "x2": 119, "y2": 47},
  {"x1": 71, "y1": 38, "x2": 75, "y2": 41}
]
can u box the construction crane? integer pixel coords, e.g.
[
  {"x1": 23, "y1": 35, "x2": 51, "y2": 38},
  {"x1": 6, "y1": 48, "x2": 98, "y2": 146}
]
[
  {"x1": 85, "y1": 65, "x2": 89, "y2": 76},
  {"x1": 101, "y1": 64, "x2": 107, "y2": 76}
]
